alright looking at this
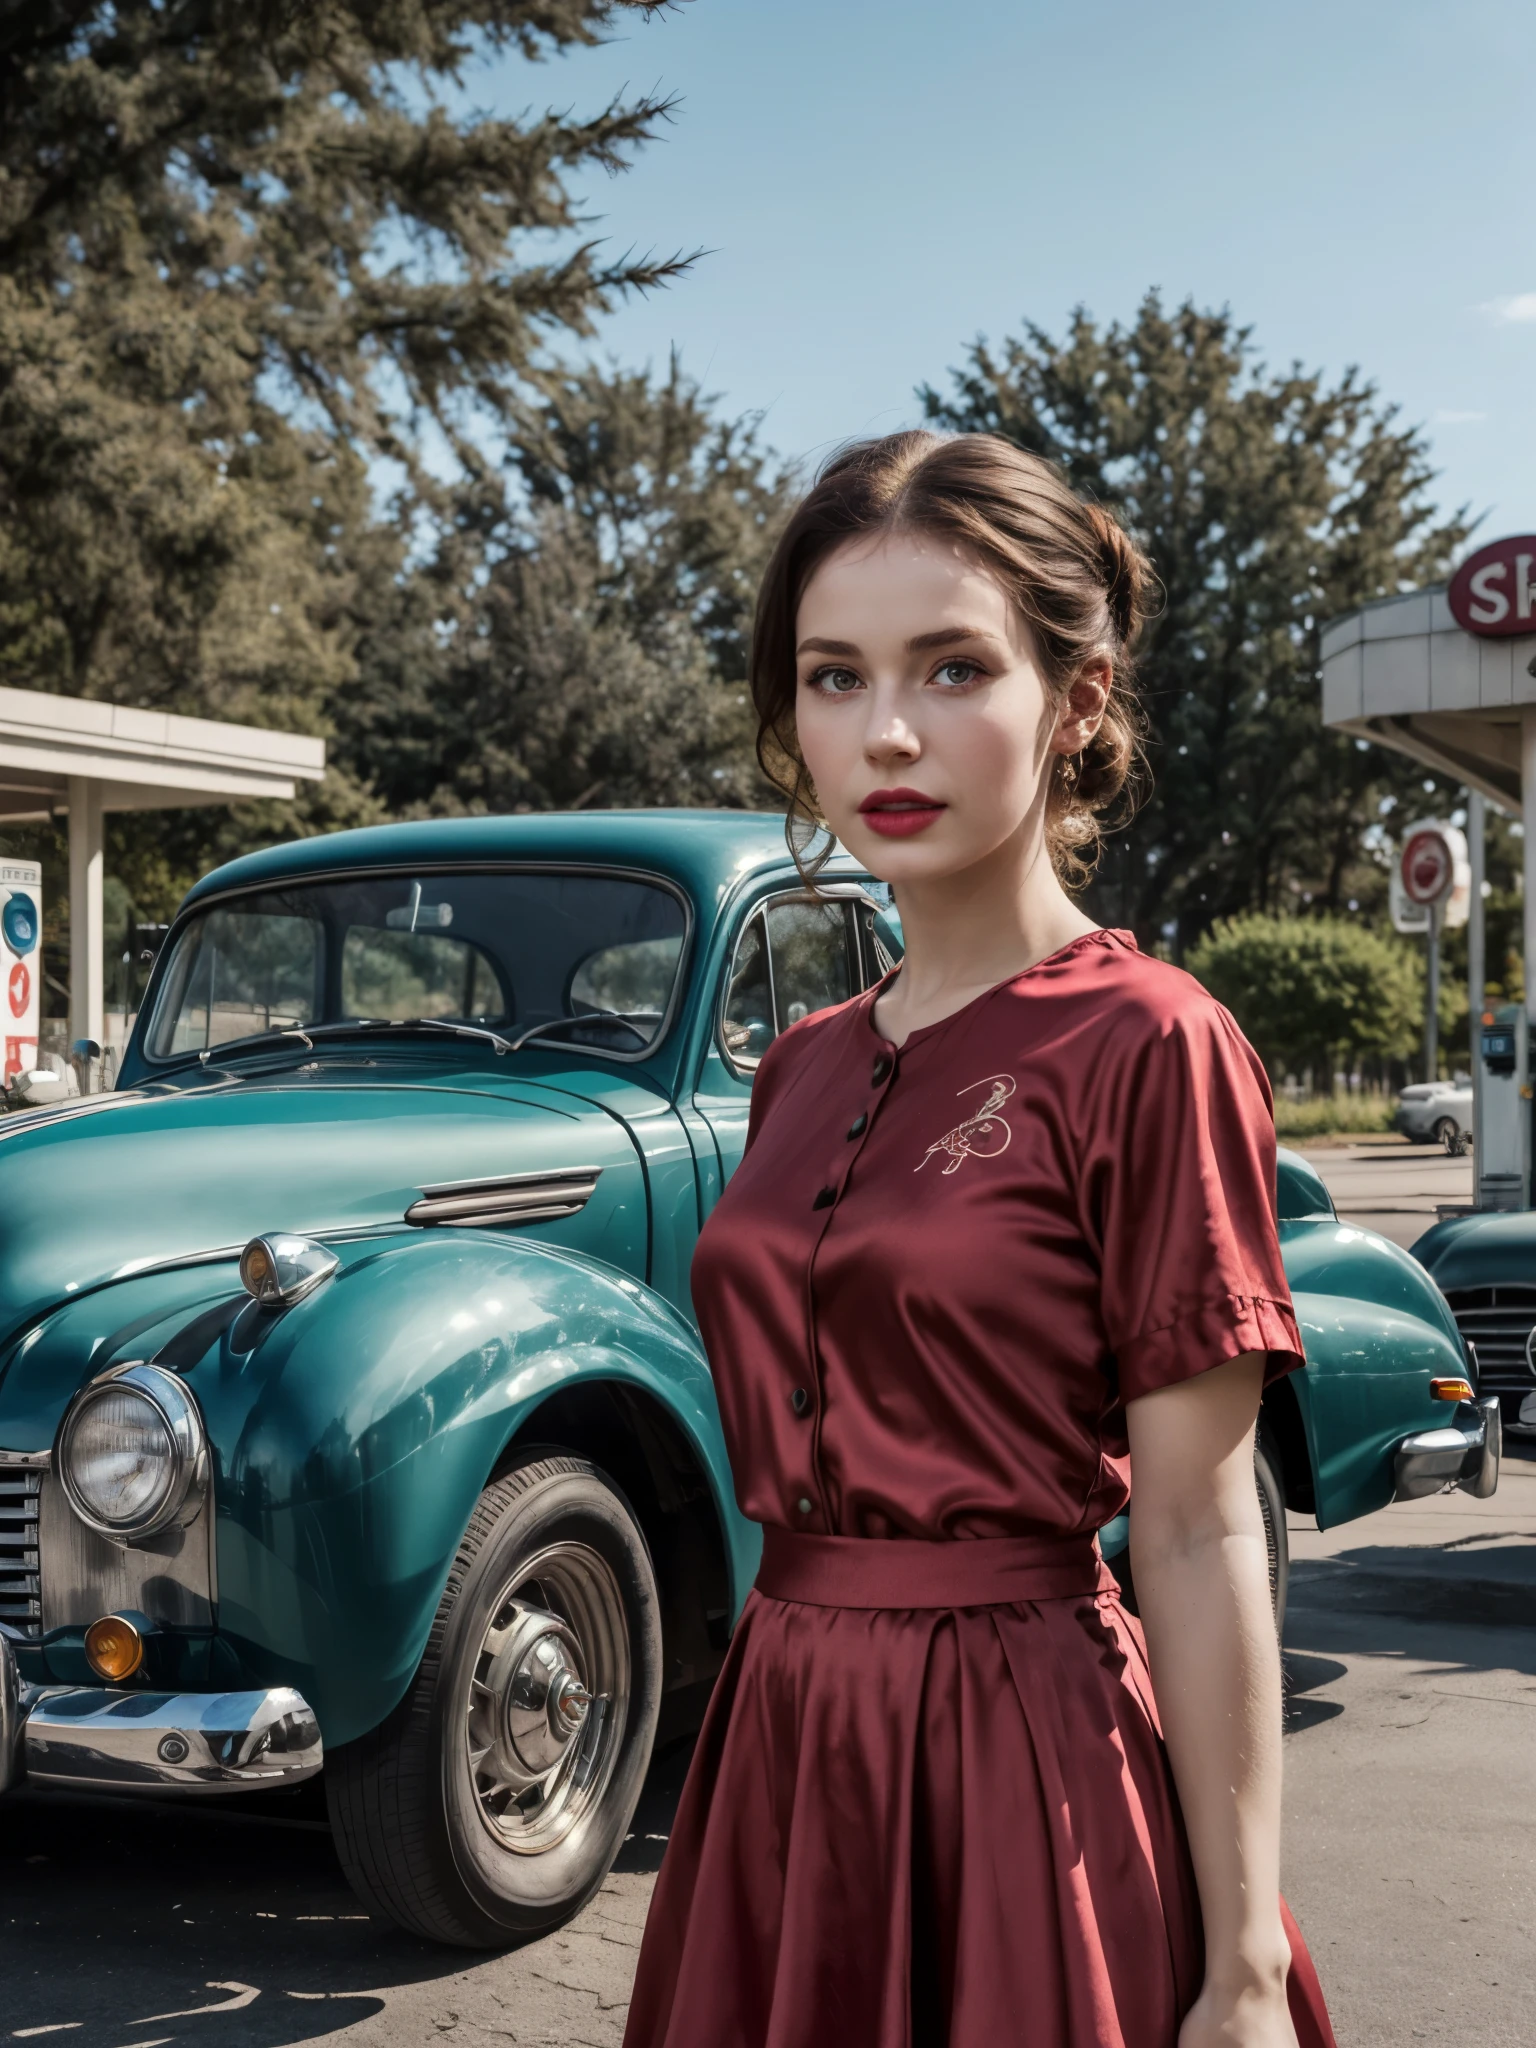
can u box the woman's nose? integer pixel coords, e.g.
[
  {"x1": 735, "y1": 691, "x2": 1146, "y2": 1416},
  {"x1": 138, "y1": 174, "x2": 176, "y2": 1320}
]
[{"x1": 863, "y1": 703, "x2": 920, "y2": 763}]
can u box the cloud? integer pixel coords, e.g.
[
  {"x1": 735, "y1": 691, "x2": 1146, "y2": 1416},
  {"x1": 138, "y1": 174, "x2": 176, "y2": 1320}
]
[
  {"x1": 1481, "y1": 293, "x2": 1536, "y2": 324},
  {"x1": 1433, "y1": 409, "x2": 1487, "y2": 425}
]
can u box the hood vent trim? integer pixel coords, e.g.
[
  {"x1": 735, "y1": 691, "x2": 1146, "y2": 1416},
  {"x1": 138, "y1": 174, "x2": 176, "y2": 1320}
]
[{"x1": 405, "y1": 1166, "x2": 604, "y2": 1230}]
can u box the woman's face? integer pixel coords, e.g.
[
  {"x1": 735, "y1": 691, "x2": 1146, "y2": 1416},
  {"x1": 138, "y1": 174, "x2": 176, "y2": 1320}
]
[{"x1": 793, "y1": 530, "x2": 1104, "y2": 885}]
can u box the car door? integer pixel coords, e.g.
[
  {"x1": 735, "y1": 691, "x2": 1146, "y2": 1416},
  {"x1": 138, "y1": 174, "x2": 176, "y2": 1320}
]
[{"x1": 692, "y1": 885, "x2": 901, "y2": 1203}]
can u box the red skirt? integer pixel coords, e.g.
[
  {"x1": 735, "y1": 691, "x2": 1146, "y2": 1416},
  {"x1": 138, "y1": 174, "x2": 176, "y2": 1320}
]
[{"x1": 623, "y1": 1531, "x2": 1336, "y2": 2048}]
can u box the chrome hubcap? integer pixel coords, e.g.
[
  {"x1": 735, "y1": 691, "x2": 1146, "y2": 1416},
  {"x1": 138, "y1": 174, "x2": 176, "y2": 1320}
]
[{"x1": 466, "y1": 1541, "x2": 628, "y2": 1855}]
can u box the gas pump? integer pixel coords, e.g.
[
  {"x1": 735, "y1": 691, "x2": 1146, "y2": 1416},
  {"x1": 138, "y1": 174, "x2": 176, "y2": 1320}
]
[
  {"x1": 1476, "y1": 1001, "x2": 1528, "y2": 1211},
  {"x1": 1, "y1": 859, "x2": 43, "y2": 1088}
]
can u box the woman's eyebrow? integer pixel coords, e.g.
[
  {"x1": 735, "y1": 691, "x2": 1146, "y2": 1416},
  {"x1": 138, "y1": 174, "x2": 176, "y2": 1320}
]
[
  {"x1": 796, "y1": 626, "x2": 1005, "y2": 658},
  {"x1": 905, "y1": 626, "x2": 1002, "y2": 653}
]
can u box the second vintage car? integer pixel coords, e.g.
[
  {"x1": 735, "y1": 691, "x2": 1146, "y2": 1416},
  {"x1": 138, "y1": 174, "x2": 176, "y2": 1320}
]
[{"x1": 0, "y1": 811, "x2": 1499, "y2": 1945}]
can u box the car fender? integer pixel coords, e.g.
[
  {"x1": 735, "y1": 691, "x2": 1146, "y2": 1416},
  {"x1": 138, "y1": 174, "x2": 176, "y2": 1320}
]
[
  {"x1": 1278, "y1": 1216, "x2": 1467, "y2": 1525},
  {"x1": 190, "y1": 1230, "x2": 752, "y2": 1746},
  {"x1": 1288, "y1": 1285, "x2": 1466, "y2": 1527}
]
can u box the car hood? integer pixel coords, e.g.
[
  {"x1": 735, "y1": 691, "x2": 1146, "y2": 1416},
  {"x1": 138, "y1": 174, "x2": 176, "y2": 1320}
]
[
  {"x1": 0, "y1": 1071, "x2": 642, "y2": 1353},
  {"x1": 1410, "y1": 1207, "x2": 1536, "y2": 1289}
]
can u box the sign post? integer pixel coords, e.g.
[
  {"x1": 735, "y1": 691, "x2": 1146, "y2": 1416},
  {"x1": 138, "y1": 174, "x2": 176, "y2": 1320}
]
[
  {"x1": 1398, "y1": 823, "x2": 1465, "y2": 1084},
  {"x1": 1, "y1": 859, "x2": 43, "y2": 1089}
]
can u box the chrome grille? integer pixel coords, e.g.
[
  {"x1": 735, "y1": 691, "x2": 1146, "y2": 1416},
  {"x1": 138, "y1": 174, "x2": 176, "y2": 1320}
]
[
  {"x1": 1444, "y1": 1286, "x2": 1536, "y2": 1396},
  {"x1": 0, "y1": 1465, "x2": 42, "y2": 1638}
]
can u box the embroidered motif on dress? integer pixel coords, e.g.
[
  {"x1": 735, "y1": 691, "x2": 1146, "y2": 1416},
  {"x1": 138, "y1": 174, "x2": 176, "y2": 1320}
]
[{"x1": 915, "y1": 1073, "x2": 1016, "y2": 1175}]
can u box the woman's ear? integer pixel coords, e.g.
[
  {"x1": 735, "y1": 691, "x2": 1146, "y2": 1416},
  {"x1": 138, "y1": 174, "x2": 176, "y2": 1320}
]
[{"x1": 1051, "y1": 660, "x2": 1112, "y2": 757}]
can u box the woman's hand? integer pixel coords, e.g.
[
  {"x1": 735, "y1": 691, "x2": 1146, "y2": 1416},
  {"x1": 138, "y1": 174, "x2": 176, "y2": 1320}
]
[{"x1": 1178, "y1": 1973, "x2": 1299, "y2": 2048}]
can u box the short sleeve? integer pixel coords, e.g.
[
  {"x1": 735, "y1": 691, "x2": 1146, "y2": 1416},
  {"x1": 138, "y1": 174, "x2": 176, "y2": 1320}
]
[{"x1": 1092, "y1": 994, "x2": 1305, "y2": 1407}]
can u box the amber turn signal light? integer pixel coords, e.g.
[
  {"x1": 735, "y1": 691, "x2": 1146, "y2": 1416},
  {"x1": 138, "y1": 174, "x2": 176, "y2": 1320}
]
[
  {"x1": 84, "y1": 1613, "x2": 144, "y2": 1683},
  {"x1": 1429, "y1": 1377, "x2": 1474, "y2": 1404}
]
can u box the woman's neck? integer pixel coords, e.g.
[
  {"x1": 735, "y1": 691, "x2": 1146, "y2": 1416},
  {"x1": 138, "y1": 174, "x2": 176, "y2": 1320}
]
[{"x1": 874, "y1": 836, "x2": 1097, "y2": 1047}]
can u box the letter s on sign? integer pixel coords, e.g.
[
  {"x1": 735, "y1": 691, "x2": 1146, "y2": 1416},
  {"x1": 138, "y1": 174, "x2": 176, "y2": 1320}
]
[
  {"x1": 1448, "y1": 535, "x2": 1536, "y2": 636},
  {"x1": 1468, "y1": 561, "x2": 1509, "y2": 626}
]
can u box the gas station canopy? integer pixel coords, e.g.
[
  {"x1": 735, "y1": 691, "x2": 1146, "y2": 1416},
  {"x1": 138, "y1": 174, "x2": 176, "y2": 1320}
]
[
  {"x1": 0, "y1": 685, "x2": 325, "y2": 1050},
  {"x1": 1321, "y1": 587, "x2": 1536, "y2": 809},
  {"x1": 1322, "y1": 544, "x2": 1536, "y2": 1210}
]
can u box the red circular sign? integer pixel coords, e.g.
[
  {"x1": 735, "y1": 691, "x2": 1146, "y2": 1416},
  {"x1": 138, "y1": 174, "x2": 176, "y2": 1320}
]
[
  {"x1": 1402, "y1": 827, "x2": 1454, "y2": 906},
  {"x1": 1447, "y1": 535, "x2": 1536, "y2": 638},
  {"x1": 7, "y1": 959, "x2": 27, "y2": 1018}
]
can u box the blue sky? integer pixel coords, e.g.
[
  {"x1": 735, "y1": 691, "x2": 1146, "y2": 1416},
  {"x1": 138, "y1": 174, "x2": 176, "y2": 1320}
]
[{"x1": 480, "y1": 0, "x2": 1536, "y2": 547}]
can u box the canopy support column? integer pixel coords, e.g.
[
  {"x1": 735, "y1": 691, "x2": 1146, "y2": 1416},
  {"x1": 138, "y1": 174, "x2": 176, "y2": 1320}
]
[
  {"x1": 1468, "y1": 790, "x2": 1486, "y2": 1173},
  {"x1": 68, "y1": 775, "x2": 103, "y2": 1051}
]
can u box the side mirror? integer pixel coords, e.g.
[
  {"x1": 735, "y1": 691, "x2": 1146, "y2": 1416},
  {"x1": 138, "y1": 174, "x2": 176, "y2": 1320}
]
[{"x1": 71, "y1": 1037, "x2": 103, "y2": 1061}]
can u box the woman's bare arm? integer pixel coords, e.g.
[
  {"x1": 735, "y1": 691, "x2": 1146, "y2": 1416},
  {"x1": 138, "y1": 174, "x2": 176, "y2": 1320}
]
[{"x1": 1126, "y1": 1352, "x2": 1298, "y2": 2047}]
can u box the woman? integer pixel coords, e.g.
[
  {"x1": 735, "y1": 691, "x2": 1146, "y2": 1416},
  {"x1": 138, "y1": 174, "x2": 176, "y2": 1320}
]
[{"x1": 624, "y1": 432, "x2": 1336, "y2": 2048}]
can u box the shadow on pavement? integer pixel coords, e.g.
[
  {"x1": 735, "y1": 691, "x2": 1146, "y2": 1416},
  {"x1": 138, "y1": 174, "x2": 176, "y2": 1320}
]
[
  {"x1": 1282, "y1": 1650, "x2": 1347, "y2": 1734},
  {"x1": 611, "y1": 1735, "x2": 693, "y2": 1875},
  {"x1": 0, "y1": 1729, "x2": 695, "y2": 2047},
  {"x1": 0, "y1": 1784, "x2": 441, "y2": 2046}
]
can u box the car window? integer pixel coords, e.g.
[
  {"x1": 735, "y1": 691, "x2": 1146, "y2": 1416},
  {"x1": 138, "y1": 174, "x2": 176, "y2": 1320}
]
[
  {"x1": 342, "y1": 928, "x2": 506, "y2": 1022},
  {"x1": 147, "y1": 871, "x2": 687, "y2": 1062},
  {"x1": 721, "y1": 917, "x2": 776, "y2": 1070},
  {"x1": 569, "y1": 935, "x2": 684, "y2": 1029},
  {"x1": 765, "y1": 900, "x2": 853, "y2": 1026},
  {"x1": 152, "y1": 907, "x2": 321, "y2": 1054},
  {"x1": 720, "y1": 896, "x2": 857, "y2": 1073}
]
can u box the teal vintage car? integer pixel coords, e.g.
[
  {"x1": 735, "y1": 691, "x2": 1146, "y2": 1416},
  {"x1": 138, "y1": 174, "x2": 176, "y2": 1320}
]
[{"x1": 0, "y1": 812, "x2": 1500, "y2": 1947}]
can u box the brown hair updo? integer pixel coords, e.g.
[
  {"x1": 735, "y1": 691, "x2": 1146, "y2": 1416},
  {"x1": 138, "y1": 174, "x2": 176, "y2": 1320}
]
[{"x1": 750, "y1": 430, "x2": 1152, "y2": 888}]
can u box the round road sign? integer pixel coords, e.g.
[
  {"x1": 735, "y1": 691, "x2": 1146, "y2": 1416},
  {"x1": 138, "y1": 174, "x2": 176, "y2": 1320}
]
[
  {"x1": 1401, "y1": 825, "x2": 1456, "y2": 906},
  {"x1": 2, "y1": 891, "x2": 38, "y2": 956}
]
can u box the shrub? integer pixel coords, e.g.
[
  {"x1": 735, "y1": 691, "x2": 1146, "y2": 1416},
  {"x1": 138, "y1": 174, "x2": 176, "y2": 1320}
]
[{"x1": 1187, "y1": 913, "x2": 1421, "y2": 1084}]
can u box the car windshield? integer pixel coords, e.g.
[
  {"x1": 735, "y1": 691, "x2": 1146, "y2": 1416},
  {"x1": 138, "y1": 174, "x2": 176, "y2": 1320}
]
[{"x1": 146, "y1": 870, "x2": 687, "y2": 1062}]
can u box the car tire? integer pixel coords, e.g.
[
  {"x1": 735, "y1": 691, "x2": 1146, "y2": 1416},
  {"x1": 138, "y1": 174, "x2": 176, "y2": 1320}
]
[
  {"x1": 1254, "y1": 1424, "x2": 1289, "y2": 1634},
  {"x1": 1434, "y1": 1117, "x2": 1460, "y2": 1154},
  {"x1": 1111, "y1": 1427, "x2": 1289, "y2": 1636},
  {"x1": 325, "y1": 1454, "x2": 662, "y2": 1949}
]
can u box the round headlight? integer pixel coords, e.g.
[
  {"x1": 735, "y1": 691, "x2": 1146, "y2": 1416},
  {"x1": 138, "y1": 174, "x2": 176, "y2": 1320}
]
[{"x1": 58, "y1": 1364, "x2": 208, "y2": 1542}]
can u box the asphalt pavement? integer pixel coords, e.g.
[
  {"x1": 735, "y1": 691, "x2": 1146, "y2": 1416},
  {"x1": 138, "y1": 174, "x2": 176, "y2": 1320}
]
[{"x1": 1294, "y1": 1135, "x2": 1472, "y2": 1250}]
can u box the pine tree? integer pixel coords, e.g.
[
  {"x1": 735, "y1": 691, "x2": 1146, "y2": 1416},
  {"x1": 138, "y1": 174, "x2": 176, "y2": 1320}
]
[
  {"x1": 334, "y1": 355, "x2": 796, "y2": 816},
  {"x1": 0, "y1": 0, "x2": 685, "y2": 726},
  {"x1": 923, "y1": 295, "x2": 1472, "y2": 949}
]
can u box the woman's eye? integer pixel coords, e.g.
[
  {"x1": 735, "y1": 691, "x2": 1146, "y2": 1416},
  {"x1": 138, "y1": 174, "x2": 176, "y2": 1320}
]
[
  {"x1": 807, "y1": 666, "x2": 863, "y2": 695},
  {"x1": 932, "y1": 659, "x2": 983, "y2": 689}
]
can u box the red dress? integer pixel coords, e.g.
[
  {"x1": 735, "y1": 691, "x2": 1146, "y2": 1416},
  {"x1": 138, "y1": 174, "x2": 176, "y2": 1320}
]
[{"x1": 624, "y1": 929, "x2": 1336, "y2": 2048}]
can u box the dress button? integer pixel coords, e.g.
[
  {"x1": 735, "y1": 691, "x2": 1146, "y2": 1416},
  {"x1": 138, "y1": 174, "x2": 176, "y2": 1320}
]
[
  {"x1": 846, "y1": 1112, "x2": 868, "y2": 1139},
  {"x1": 871, "y1": 1054, "x2": 892, "y2": 1084},
  {"x1": 790, "y1": 1386, "x2": 810, "y2": 1415},
  {"x1": 796, "y1": 1497, "x2": 814, "y2": 1515},
  {"x1": 812, "y1": 1185, "x2": 836, "y2": 1210}
]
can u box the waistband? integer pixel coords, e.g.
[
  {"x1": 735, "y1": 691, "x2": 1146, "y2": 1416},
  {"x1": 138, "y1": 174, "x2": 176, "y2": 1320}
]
[{"x1": 755, "y1": 1527, "x2": 1115, "y2": 1611}]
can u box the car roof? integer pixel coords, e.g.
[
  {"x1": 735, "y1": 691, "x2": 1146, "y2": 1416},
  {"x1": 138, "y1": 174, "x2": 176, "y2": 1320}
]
[{"x1": 181, "y1": 809, "x2": 866, "y2": 914}]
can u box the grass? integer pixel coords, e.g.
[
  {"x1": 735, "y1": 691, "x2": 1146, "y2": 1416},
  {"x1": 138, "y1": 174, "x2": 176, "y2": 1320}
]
[{"x1": 1272, "y1": 1091, "x2": 1398, "y2": 1140}]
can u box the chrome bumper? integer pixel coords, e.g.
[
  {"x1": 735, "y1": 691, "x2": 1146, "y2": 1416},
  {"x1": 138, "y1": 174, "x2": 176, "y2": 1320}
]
[
  {"x1": 0, "y1": 1629, "x2": 322, "y2": 1796},
  {"x1": 1393, "y1": 1395, "x2": 1501, "y2": 1503}
]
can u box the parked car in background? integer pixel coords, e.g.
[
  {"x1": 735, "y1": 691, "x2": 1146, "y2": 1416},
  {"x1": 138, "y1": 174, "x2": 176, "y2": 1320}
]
[
  {"x1": 1395, "y1": 1077, "x2": 1473, "y2": 1152},
  {"x1": 0, "y1": 813, "x2": 1501, "y2": 1948},
  {"x1": 1414, "y1": 1207, "x2": 1536, "y2": 1435}
]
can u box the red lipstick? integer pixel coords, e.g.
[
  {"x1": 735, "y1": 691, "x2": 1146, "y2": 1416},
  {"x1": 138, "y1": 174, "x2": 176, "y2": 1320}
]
[{"x1": 857, "y1": 787, "x2": 947, "y2": 838}]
